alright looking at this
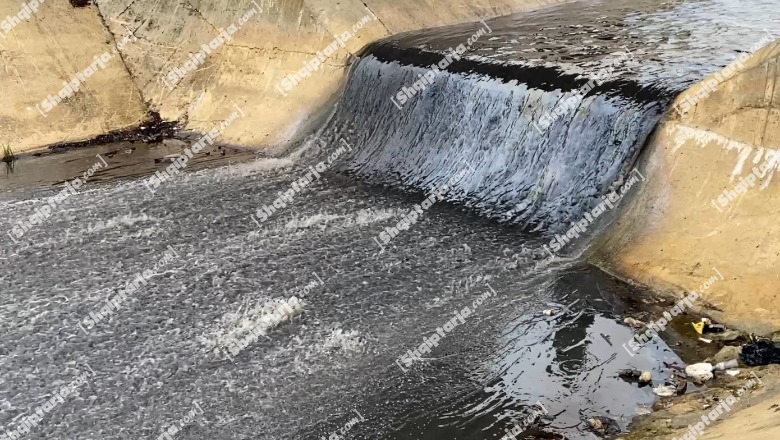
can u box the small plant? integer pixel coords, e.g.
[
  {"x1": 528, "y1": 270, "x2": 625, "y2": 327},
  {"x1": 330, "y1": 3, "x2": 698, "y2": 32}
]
[{"x1": 1, "y1": 144, "x2": 17, "y2": 163}]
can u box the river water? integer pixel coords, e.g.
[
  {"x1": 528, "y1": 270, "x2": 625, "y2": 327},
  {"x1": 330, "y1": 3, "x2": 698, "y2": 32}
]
[{"x1": 0, "y1": 0, "x2": 777, "y2": 439}]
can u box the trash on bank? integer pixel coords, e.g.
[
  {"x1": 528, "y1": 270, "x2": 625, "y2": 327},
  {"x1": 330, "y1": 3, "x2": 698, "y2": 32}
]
[
  {"x1": 685, "y1": 363, "x2": 714, "y2": 384},
  {"x1": 740, "y1": 337, "x2": 780, "y2": 366},
  {"x1": 713, "y1": 359, "x2": 739, "y2": 371},
  {"x1": 692, "y1": 318, "x2": 726, "y2": 334}
]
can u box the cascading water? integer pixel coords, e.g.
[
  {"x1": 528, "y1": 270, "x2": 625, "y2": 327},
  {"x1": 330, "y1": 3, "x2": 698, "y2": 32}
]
[
  {"x1": 322, "y1": 51, "x2": 668, "y2": 232},
  {"x1": 318, "y1": 0, "x2": 778, "y2": 236}
]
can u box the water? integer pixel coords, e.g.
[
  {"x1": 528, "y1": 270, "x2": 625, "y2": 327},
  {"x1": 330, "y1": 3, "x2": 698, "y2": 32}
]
[
  {"x1": 0, "y1": 158, "x2": 685, "y2": 440},
  {"x1": 1, "y1": 0, "x2": 778, "y2": 439},
  {"x1": 321, "y1": 0, "x2": 779, "y2": 233}
]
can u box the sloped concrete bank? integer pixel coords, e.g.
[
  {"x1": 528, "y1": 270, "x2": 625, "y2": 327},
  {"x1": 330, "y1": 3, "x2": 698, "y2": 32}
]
[
  {"x1": 0, "y1": 0, "x2": 147, "y2": 152},
  {"x1": 0, "y1": 0, "x2": 566, "y2": 153},
  {"x1": 593, "y1": 41, "x2": 780, "y2": 335},
  {"x1": 593, "y1": 40, "x2": 780, "y2": 440}
]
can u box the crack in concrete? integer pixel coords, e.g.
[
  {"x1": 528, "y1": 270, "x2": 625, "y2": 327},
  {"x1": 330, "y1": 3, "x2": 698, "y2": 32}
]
[
  {"x1": 180, "y1": 0, "x2": 222, "y2": 35},
  {"x1": 360, "y1": 2, "x2": 390, "y2": 35},
  {"x1": 115, "y1": 0, "x2": 139, "y2": 19}
]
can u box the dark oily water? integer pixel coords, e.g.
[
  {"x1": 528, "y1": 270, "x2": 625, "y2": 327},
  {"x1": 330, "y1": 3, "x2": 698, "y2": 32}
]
[
  {"x1": 321, "y1": 0, "x2": 779, "y2": 233},
  {"x1": 0, "y1": 160, "x2": 684, "y2": 440}
]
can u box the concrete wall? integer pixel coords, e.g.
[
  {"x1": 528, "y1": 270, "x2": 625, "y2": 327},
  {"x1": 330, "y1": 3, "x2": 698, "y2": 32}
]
[
  {"x1": 0, "y1": 0, "x2": 556, "y2": 154},
  {"x1": 0, "y1": 0, "x2": 147, "y2": 153},
  {"x1": 93, "y1": 0, "x2": 560, "y2": 150},
  {"x1": 593, "y1": 41, "x2": 780, "y2": 334}
]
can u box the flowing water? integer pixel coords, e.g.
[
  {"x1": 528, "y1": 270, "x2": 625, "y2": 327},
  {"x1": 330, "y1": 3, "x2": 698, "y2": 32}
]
[{"x1": 1, "y1": 0, "x2": 778, "y2": 439}]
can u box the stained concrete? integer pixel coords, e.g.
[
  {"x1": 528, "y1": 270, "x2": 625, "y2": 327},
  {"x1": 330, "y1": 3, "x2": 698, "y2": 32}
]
[
  {"x1": 594, "y1": 41, "x2": 780, "y2": 334},
  {"x1": 1, "y1": 0, "x2": 563, "y2": 153},
  {"x1": 0, "y1": 0, "x2": 146, "y2": 152}
]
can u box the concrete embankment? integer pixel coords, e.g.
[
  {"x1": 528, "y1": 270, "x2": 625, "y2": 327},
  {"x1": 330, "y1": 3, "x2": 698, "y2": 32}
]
[
  {"x1": 0, "y1": 0, "x2": 563, "y2": 153},
  {"x1": 593, "y1": 40, "x2": 780, "y2": 335},
  {"x1": 0, "y1": 0, "x2": 146, "y2": 152}
]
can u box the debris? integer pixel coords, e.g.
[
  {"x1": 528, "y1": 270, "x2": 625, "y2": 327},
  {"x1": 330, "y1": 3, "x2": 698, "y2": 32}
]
[
  {"x1": 653, "y1": 385, "x2": 677, "y2": 397},
  {"x1": 618, "y1": 369, "x2": 642, "y2": 381},
  {"x1": 704, "y1": 324, "x2": 726, "y2": 333},
  {"x1": 587, "y1": 416, "x2": 621, "y2": 437},
  {"x1": 663, "y1": 362, "x2": 686, "y2": 372},
  {"x1": 618, "y1": 369, "x2": 652, "y2": 386},
  {"x1": 699, "y1": 338, "x2": 712, "y2": 343},
  {"x1": 543, "y1": 309, "x2": 558, "y2": 316},
  {"x1": 685, "y1": 363, "x2": 714, "y2": 384},
  {"x1": 624, "y1": 317, "x2": 647, "y2": 329},
  {"x1": 693, "y1": 319, "x2": 731, "y2": 335},
  {"x1": 740, "y1": 337, "x2": 780, "y2": 366},
  {"x1": 725, "y1": 369, "x2": 740, "y2": 377},
  {"x1": 669, "y1": 373, "x2": 688, "y2": 395},
  {"x1": 713, "y1": 359, "x2": 739, "y2": 371}
]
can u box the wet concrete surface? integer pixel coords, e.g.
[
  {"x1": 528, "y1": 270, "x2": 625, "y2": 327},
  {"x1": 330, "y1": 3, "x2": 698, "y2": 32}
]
[{"x1": 0, "y1": 141, "x2": 256, "y2": 193}]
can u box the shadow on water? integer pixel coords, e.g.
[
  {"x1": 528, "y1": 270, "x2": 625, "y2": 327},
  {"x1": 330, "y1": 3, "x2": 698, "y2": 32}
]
[{"x1": 296, "y1": 261, "x2": 704, "y2": 440}]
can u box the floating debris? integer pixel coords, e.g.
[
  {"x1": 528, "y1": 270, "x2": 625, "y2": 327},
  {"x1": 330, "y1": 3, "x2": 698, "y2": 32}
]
[
  {"x1": 624, "y1": 317, "x2": 647, "y2": 329},
  {"x1": 618, "y1": 368, "x2": 642, "y2": 381},
  {"x1": 653, "y1": 385, "x2": 677, "y2": 397},
  {"x1": 587, "y1": 416, "x2": 621, "y2": 437}
]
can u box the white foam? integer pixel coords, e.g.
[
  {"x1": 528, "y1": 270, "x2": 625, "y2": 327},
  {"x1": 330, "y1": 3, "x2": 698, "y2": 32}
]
[
  {"x1": 83, "y1": 214, "x2": 152, "y2": 234},
  {"x1": 199, "y1": 296, "x2": 305, "y2": 356},
  {"x1": 321, "y1": 328, "x2": 366, "y2": 353}
]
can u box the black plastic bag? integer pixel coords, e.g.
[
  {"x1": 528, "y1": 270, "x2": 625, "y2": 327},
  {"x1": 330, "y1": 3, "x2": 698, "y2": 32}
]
[{"x1": 740, "y1": 339, "x2": 780, "y2": 366}]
